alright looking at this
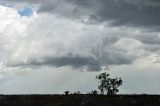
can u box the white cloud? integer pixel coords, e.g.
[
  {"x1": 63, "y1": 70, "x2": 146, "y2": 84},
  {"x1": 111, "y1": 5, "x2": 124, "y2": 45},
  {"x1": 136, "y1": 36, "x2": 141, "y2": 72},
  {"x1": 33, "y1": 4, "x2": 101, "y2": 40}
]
[{"x1": 0, "y1": 9, "x2": 140, "y2": 70}]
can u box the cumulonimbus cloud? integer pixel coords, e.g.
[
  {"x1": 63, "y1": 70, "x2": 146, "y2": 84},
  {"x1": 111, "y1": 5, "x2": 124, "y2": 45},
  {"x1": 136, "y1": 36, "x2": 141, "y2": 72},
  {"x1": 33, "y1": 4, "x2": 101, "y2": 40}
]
[
  {"x1": 1, "y1": 1, "x2": 160, "y2": 71},
  {"x1": 1, "y1": 6, "x2": 140, "y2": 71}
]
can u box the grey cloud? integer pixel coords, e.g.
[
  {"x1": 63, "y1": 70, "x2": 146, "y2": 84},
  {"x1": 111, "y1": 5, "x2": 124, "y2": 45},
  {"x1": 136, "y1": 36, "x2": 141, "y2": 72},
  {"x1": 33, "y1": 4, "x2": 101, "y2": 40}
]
[
  {"x1": 8, "y1": 55, "x2": 132, "y2": 71},
  {"x1": 124, "y1": 0, "x2": 160, "y2": 7},
  {"x1": 136, "y1": 34, "x2": 160, "y2": 45},
  {"x1": 5, "y1": 0, "x2": 160, "y2": 29},
  {"x1": 131, "y1": 32, "x2": 160, "y2": 52},
  {"x1": 8, "y1": 54, "x2": 101, "y2": 71},
  {"x1": 1, "y1": 4, "x2": 158, "y2": 71},
  {"x1": 7, "y1": 51, "x2": 133, "y2": 71},
  {"x1": 94, "y1": 0, "x2": 160, "y2": 29},
  {"x1": 144, "y1": 44, "x2": 160, "y2": 52}
]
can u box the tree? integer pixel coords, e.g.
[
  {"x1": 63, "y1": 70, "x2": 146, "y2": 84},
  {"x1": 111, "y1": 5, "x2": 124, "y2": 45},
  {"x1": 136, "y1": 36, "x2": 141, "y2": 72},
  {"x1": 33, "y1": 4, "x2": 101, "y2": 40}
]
[
  {"x1": 64, "y1": 91, "x2": 70, "y2": 95},
  {"x1": 96, "y1": 72, "x2": 123, "y2": 95},
  {"x1": 91, "y1": 90, "x2": 98, "y2": 95},
  {"x1": 73, "y1": 91, "x2": 80, "y2": 94}
]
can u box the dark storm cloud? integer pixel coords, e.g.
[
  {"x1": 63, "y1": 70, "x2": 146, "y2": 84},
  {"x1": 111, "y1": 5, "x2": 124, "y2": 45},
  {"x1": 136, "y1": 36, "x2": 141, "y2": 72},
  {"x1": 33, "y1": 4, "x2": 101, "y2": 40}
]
[
  {"x1": 72, "y1": 0, "x2": 160, "y2": 29},
  {"x1": 6, "y1": 50, "x2": 134, "y2": 71},
  {"x1": 6, "y1": 55, "x2": 101, "y2": 71},
  {"x1": 6, "y1": 0, "x2": 160, "y2": 29},
  {"x1": 137, "y1": 34, "x2": 160, "y2": 45}
]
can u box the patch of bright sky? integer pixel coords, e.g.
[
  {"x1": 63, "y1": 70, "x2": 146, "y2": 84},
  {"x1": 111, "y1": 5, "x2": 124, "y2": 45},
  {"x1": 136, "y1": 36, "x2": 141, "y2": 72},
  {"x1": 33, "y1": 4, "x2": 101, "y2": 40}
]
[
  {"x1": 0, "y1": 1, "x2": 34, "y2": 17},
  {"x1": 18, "y1": 6, "x2": 33, "y2": 17}
]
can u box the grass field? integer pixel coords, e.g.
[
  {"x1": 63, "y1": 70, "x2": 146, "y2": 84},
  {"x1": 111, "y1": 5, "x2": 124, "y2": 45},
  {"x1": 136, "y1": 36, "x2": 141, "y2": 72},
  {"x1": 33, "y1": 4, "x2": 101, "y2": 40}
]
[
  {"x1": 0, "y1": 95, "x2": 82, "y2": 106},
  {"x1": 0, "y1": 94, "x2": 160, "y2": 106},
  {"x1": 96, "y1": 94, "x2": 160, "y2": 106}
]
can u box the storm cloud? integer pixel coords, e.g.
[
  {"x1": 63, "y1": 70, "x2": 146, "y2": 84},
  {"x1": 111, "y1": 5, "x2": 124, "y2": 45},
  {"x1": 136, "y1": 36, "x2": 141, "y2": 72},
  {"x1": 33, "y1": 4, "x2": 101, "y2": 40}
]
[
  {"x1": 5, "y1": 0, "x2": 160, "y2": 30},
  {"x1": 0, "y1": 1, "x2": 160, "y2": 72},
  {"x1": 7, "y1": 50, "x2": 134, "y2": 71}
]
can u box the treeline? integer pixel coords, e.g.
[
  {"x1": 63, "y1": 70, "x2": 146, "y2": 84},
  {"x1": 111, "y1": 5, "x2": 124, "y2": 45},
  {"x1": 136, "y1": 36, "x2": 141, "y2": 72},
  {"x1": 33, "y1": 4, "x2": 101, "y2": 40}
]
[{"x1": 64, "y1": 72, "x2": 123, "y2": 96}]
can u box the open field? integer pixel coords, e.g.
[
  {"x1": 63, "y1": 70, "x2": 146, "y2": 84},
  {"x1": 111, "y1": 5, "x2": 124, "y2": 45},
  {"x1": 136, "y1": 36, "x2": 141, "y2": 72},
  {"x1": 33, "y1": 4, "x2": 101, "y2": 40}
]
[{"x1": 0, "y1": 94, "x2": 160, "y2": 106}]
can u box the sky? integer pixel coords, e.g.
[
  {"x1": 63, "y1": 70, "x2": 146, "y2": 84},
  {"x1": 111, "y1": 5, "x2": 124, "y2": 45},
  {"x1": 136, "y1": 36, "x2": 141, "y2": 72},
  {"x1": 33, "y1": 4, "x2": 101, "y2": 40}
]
[{"x1": 0, "y1": 0, "x2": 160, "y2": 94}]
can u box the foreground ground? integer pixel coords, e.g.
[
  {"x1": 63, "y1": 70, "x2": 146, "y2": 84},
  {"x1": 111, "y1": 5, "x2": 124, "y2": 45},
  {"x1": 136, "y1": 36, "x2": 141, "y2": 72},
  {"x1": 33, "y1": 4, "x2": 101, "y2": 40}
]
[{"x1": 0, "y1": 94, "x2": 160, "y2": 106}]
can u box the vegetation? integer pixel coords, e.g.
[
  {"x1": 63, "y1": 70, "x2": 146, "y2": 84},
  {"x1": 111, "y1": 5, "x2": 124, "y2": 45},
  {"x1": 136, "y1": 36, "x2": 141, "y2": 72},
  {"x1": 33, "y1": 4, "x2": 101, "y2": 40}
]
[
  {"x1": 90, "y1": 90, "x2": 98, "y2": 95},
  {"x1": 64, "y1": 91, "x2": 70, "y2": 95},
  {"x1": 96, "y1": 72, "x2": 123, "y2": 95},
  {"x1": 73, "y1": 91, "x2": 80, "y2": 95},
  {"x1": 0, "y1": 94, "x2": 160, "y2": 106},
  {"x1": 0, "y1": 72, "x2": 159, "y2": 106},
  {"x1": 0, "y1": 95, "x2": 82, "y2": 106},
  {"x1": 63, "y1": 72, "x2": 123, "y2": 96}
]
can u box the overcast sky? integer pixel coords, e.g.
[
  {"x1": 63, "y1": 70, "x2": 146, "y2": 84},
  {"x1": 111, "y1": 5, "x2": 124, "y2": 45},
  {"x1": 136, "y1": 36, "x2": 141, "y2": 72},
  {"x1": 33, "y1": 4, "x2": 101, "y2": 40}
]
[{"x1": 0, "y1": 0, "x2": 160, "y2": 94}]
